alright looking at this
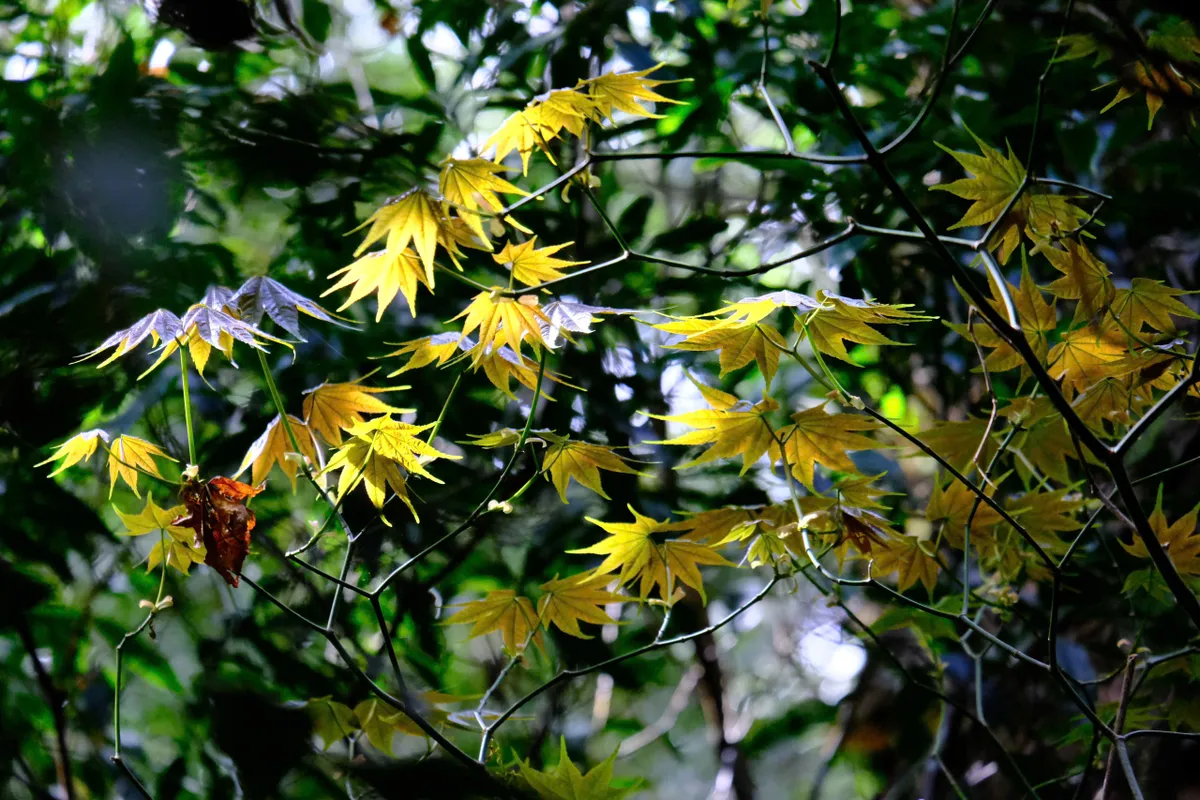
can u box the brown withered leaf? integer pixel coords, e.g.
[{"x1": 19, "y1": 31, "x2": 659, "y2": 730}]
[{"x1": 173, "y1": 476, "x2": 264, "y2": 587}]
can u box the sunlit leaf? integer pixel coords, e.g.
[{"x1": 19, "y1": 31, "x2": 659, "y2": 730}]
[
  {"x1": 303, "y1": 378, "x2": 413, "y2": 447},
  {"x1": 439, "y1": 158, "x2": 527, "y2": 243},
  {"x1": 537, "y1": 572, "x2": 625, "y2": 638},
  {"x1": 495, "y1": 237, "x2": 587, "y2": 287},
  {"x1": 542, "y1": 440, "x2": 640, "y2": 502},
  {"x1": 443, "y1": 589, "x2": 543, "y2": 655},
  {"x1": 107, "y1": 435, "x2": 175, "y2": 498},
  {"x1": 36, "y1": 429, "x2": 110, "y2": 477},
  {"x1": 518, "y1": 738, "x2": 638, "y2": 799},
  {"x1": 769, "y1": 404, "x2": 880, "y2": 490},
  {"x1": 232, "y1": 276, "x2": 349, "y2": 340},
  {"x1": 235, "y1": 415, "x2": 320, "y2": 490},
  {"x1": 578, "y1": 62, "x2": 685, "y2": 121}
]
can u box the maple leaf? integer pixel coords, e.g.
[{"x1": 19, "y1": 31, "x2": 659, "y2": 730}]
[
  {"x1": 537, "y1": 572, "x2": 626, "y2": 638},
  {"x1": 578, "y1": 62, "x2": 685, "y2": 121},
  {"x1": 932, "y1": 132, "x2": 1091, "y2": 262},
  {"x1": 770, "y1": 404, "x2": 880, "y2": 490},
  {"x1": 1047, "y1": 324, "x2": 1139, "y2": 398},
  {"x1": 652, "y1": 316, "x2": 789, "y2": 388},
  {"x1": 322, "y1": 437, "x2": 418, "y2": 522},
  {"x1": 800, "y1": 292, "x2": 932, "y2": 364},
  {"x1": 36, "y1": 429, "x2": 110, "y2": 477},
  {"x1": 495, "y1": 237, "x2": 587, "y2": 287},
  {"x1": 319, "y1": 415, "x2": 459, "y2": 523},
  {"x1": 324, "y1": 249, "x2": 431, "y2": 321},
  {"x1": 302, "y1": 378, "x2": 413, "y2": 447},
  {"x1": 116, "y1": 496, "x2": 205, "y2": 574},
  {"x1": 439, "y1": 158, "x2": 527, "y2": 243},
  {"x1": 715, "y1": 518, "x2": 801, "y2": 569},
  {"x1": 236, "y1": 414, "x2": 321, "y2": 490},
  {"x1": 477, "y1": 342, "x2": 575, "y2": 398},
  {"x1": 484, "y1": 89, "x2": 597, "y2": 174},
  {"x1": 1121, "y1": 487, "x2": 1200, "y2": 575},
  {"x1": 354, "y1": 698, "x2": 404, "y2": 755},
  {"x1": 649, "y1": 390, "x2": 779, "y2": 475},
  {"x1": 107, "y1": 434, "x2": 175, "y2": 498},
  {"x1": 518, "y1": 738, "x2": 638, "y2": 800},
  {"x1": 1072, "y1": 377, "x2": 1137, "y2": 435},
  {"x1": 926, "y1": 473, "x2": 1005, "y2": 548},
  {"x1": 74, "y1": 310, "x2": 183, "y2": 368},
  {"x1": 1102, "y1": 60, "x2": 1198, "y2": 131},
  {"x1": 1007, "y1": 488, "x2": 1083, "y2": 548},
  {"x1": 451, "y1": 289, "x2": 550, "y2": 365},
  {"x1": 230, "y1": 276, "x2": 349, "y2": 340},
  {"x1": 675, "y1": 505, "x2": 772, "y2": 544},
  {"x1": 443, "y1": 589, "x2": 543, "y2": 655},
  {"x1": 718, "y1": 290, "x2": 822, "y2": 325},
  {"x1": 542, "y1": 440, "x2": 640, "y2": 502},
  {"x1": 571, "y1": 506, "x2": 732, "y2": 602},
  {"x1": 1054, "y1": 33, "x2": 1113, "y2": 65},
  {"x1": 912, "y1": 418, "x2": 997, "y2": 473},
  {"x1": 539, "y1": 300, "x2": 632, "y2": 349},
  {"x1": 351, "y1": 188, "x2": 446, "y2": 278},
  {"x1": 1149, "y1": 18, "x2": 1200, "y2": 63},
  {"x1": 381, "y1": 332, "x2": 464, "y2": 375},
  {"x1": 1043, "y1": 240, "x2": 1116, "y2": 323},
  {"x1": 1000, "y1": 398, "x2": 1081, "y2": 482},
  {"x1": 1111, "y1": 278, "x2": 1199, "y2": 334},
  {"x1": 946, "y1": 264, "x2": 1056, "y2": 374},
  {"x1": 305, "y1": 697, "x2": 358, "y2": 751},
  {"x1": 173, "y1": 476, "x2": 264, "y2": 587},
  {"x1": 871, "y1": 534, "x2": 940, "y2": 593}
]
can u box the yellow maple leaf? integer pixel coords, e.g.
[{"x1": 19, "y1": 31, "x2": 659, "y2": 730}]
[
  {"x1": 236, "y1": 415, "x2": 320, "y2": 490},
  {"x1": 483, "y1": 89, "x2": 597, "y2": 174},
  {"x1": 649, "y1": 391, "x2": 779, "y2": 474},
  {"x1": 324, "y1": 249, "x2": 432, "y2": 321},
  {"x1": 443, "y1": 589, "x2": 543, "y2": 655},
  {"x1": 115, "y1": 497, "x2": 204, "y2": 575},
  {"x1": 439, "y1": 158, "x2": 528, "y2": 243},
  {"x1": 1000, "y1": 397, "x2": 1080, "y2": 481},
  {"x1": 577, "y1": 62, "x2": 685, "y2": 121},
  {"x1": 652, "y1": 317, "x2": 789, "y2": 387},
  {"x1": 946, "y1": 264, "x2": 1057, "y2": 374},
  {"x1": 1111, "y1": 278, "x2": 1199, "y2": 334},
  {"x1": 769, "y1": 404, "x2": 879, "y2": 490},
  {"x1": 351, "y1": 188, "x2": 446, "y2": 279},
  {"x1": 36, "y1": 429, "x2": 110, "y2": 477},
  {"x1": 106, "y1": 435, "x2": 175, "y2": 498},
  {"x1": 926, "y1": 473, "x2": 1005, "y2": 547},
  {"x1": 911, "y1": 417, "x2": 996, "y2": 473},
  {"x1": 476, "y1": 342, "x2": 575, "y2": 399},
  {"x1": 451, "y1": 289, "x2": 550, "y2": 365},
  {"x1": 302, "y1": 378, "x2": 413, "y2": 447},
  {"x1": 932, "y1": 132, "x2": 1091, "y2": 262},
  {"x1": 1006, "y1": 488, "x2": 1083, "y2": 547},
  {"x1": 319, "y1": 416, "x2": 457, "y2": 523},
  {"x1": 1120, "y1": 486, "x2": 1200, "y2": 575},
  {"x1": 542, "y1": 440, "x2": 640, "y2": 502},
  {"x1": 571, "y1": 506, "x2": 733, "y2": 602},
  {"x1": 495, "y1": 237, "x2": 587, "y2": 287},
  {"x1": 380, "y1": 332, "x2": 463, "y2": 376},
  {"x1": 1043, "y1": 240, "x2": 1116, "y2": 323},
  {"x1": 1102, "y1": 59, "x2": 1198, "y2": 131},
  {"x1": 537, "y1": 572, "x2": 626, "y2": 638},
  {"x1": 871, "y1": 534, "x2": 940, "y2": 593},
  {"x1": 800, "y1": 291, "x2": 932, "y2": 364},
  {"x1": 1046, "y1": 324, "x2": 1139, "y2": 398}
]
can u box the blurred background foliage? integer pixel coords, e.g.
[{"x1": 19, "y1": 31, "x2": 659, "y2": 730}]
[{"x1": 2, "y1": 0, "x2": 1199, "y2": 798}]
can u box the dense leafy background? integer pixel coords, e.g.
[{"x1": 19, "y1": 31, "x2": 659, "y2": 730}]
[{"x1": 2, "y1": 1, "x2": 1200, "y2": 798}]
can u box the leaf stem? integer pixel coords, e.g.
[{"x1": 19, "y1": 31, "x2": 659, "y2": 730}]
[{"x1": 179, "y1": 348, "x2": 197, "y2": 466}]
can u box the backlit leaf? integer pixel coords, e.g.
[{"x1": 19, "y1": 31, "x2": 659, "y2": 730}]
[
  {"x1": 303, "y1": 378, "x2": 413, "y2": 447},
  {"x1": 439, "y1": 158, "x2": 527, "y2": 242},
  {"x1": 443, "y1": 590, "x2": 543, "y2": 655},
  {"x1": 537, "y1": 572, "x2": 626, "y2": 638},
  {"x1": 769, "y1": 404, "x2": 880, "y2": 490},
  {"x1": 107, "y1": 435, "x2": 175, "y2": 498},
  {"x1": 236, "y1": 415, "x2": 320, "y2": 490},
  {"x1": 324, "y1": 249, "x2": 432, "y2": 320},
  {"x1": 578, "y1": 63, "x2": 685, "y2": 121},
  {"x1": 542, "y1": 440, "x2": 640, "y2": 502},
  {"x1": 495, "y1": 237, "x2": 587, "y2": 287}
]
